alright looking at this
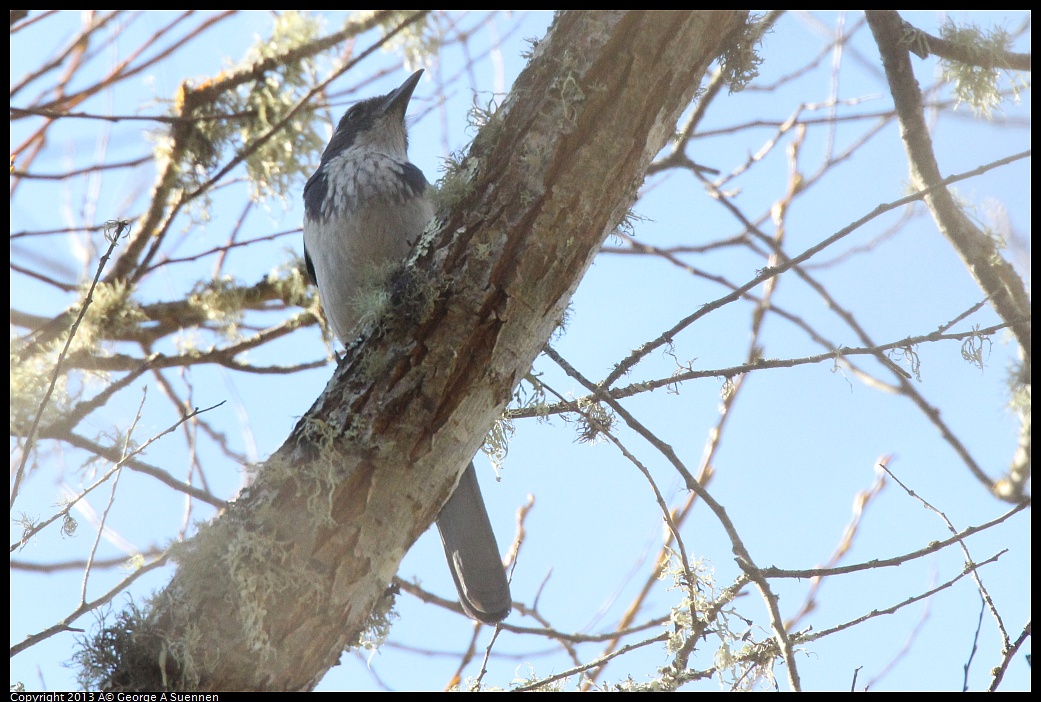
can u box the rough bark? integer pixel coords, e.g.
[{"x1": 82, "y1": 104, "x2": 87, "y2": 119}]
[{"x1": 107, "y1": 10, "x2": 749, "y2": 691}]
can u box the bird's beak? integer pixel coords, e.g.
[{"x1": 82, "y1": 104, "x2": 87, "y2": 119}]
[{"x1": 381, "y1": 69, "x2": 424, "y2": 119}]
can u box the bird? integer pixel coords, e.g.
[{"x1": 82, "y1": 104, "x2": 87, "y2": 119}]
[{"x1": 302, "y1": 69, "x2": 512, "y2": 624}]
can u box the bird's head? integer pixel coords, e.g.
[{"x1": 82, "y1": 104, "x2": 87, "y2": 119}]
[{"x1": 319, "y1": 69, "x2": 423, "y2": 163}]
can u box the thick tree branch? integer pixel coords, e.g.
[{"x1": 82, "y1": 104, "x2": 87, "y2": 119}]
[
  {"x1": 866, "y1": 11, "x2": 1030, "y2": 364},
  {"x1": 102, "y1": 11, "x2": 749, "y2": 691},
  {"x1": 867, "y1": 11, "x2": 1031, "y2": 502}
]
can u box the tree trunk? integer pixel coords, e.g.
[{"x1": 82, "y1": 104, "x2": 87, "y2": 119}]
[{"x1": 106, "y1": 10, "x2": 748, "y2": 691}]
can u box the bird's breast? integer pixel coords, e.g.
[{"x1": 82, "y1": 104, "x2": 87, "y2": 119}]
[
  {"x1": 310, "y1": 151, "x2": 427, "y2": 220},
  {"x1": 302, "y1": 152, "x2": 433, "y2": 343}
]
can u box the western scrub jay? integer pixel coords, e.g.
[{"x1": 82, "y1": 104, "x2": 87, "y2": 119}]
[{"x1": 302, "y1": 69, "x2": 511, "y2": 624}]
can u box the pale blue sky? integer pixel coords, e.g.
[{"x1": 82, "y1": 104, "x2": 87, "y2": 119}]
[{"x1": 11, "y1": 11, "x2": 1030, "y2": 692}]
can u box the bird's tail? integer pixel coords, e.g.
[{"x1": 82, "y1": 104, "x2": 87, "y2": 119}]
[{"x1": 435, "y1": 461, "x2": 512, "y2": 623}]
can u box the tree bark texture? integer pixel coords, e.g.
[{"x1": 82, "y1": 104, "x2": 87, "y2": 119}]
[{"x1": 109, "y1": 10, "x2": 749, "y2": 691}]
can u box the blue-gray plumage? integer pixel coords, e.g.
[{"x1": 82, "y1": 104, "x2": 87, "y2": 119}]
[{"x1": 302, "y1": 69, "x2": 511, "y2": 624}]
